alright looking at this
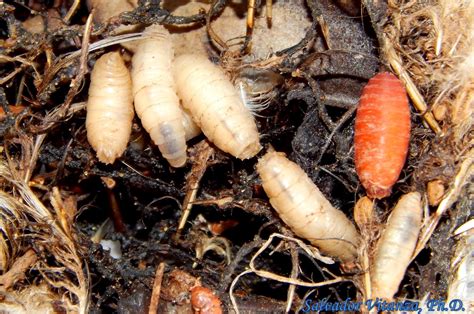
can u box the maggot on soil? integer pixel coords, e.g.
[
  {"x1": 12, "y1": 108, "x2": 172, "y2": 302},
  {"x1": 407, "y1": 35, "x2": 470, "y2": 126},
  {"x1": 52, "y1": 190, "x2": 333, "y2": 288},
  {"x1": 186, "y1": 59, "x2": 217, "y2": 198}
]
[{"x1": 0, "y1": 0, "x2": 471, "y2": 313}]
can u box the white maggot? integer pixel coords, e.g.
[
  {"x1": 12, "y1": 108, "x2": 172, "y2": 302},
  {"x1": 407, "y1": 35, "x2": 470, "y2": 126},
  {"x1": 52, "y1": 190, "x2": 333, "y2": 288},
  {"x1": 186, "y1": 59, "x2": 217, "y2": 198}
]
[
  {"x1": 371, "y1": 192, "x2": 423, "y2": 300},
  {"x1": 173, "y1": 54, "x2": 261, "y2": 159},
  {"x1": 256, "y1": 151, "x2": 361, "y2": 263},
  {"x1": 132, "y1": 25, "x2": 188, "y2": 168},
  {"x1": 86, "y1": 51, "x2": 134, "y2": 164}
]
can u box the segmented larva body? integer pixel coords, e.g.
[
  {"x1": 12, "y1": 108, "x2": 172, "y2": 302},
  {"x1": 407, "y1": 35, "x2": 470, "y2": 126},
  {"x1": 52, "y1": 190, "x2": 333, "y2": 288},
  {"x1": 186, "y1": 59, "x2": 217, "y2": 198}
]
[
  {"x1": 354, "y1": 72, "x2": 410, "y2": 199},
  {"x1": 86, "y1": 52, "x2": 134, "y2": 164},
  {"x1": 256, "y1": 151, "x2": 361, "y2": 263},
  {"x1": 173, "y1": 54, "x2": 261, "y2": 159},
  {"x1": 371, "y1": 192, "x2": 422, "y2": 300},
  {"x1": 132, "y1": 25, "x2": 187, "y2": 168}
]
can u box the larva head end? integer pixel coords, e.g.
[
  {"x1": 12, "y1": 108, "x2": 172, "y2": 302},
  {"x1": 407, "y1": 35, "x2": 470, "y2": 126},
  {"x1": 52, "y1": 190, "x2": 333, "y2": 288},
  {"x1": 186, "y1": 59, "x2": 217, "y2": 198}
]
[
  {"x1": 99, "y1": 51, "x2": 123, "y2": 67},
  {"x1": 167, "y1": 157, "x2": 187, "y2": 168},
  {"x1": 366, "y1": 185, "x2": 391, "y2": 199},
  {"x1": 256, "y1": 150, "x2": 286, "y2": 167},
  {"x1": 373, "y1": 71, "x2": 398, "y2": 81},
  {"x1": 354, "y1": 196, "x2": 375, "y2": 229},
  {"x1": 96, "y1": 148, "x2": 119, "y2": 165}
]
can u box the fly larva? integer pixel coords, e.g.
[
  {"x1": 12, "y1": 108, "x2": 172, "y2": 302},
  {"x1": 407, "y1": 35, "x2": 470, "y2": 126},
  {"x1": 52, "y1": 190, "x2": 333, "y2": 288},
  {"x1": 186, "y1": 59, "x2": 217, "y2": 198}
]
[
  {"x1": 86, "y1": 51, "x2": 134, "y2": 164},
  {"x1": 354, "y1": 72, "x2": 411, "y2": 199},
  {"x1": 256, "y1": 151, "x2": 361, "y2": 263},
  {"x1": 371, "y1": 192, "x2": 422, "y2": 300},
  {"x1": 132, "y1": 25, "x2": 188, "y2": 168},
  {"x1": 173, "y1": 54, "x2": 261, "y2": 159}
]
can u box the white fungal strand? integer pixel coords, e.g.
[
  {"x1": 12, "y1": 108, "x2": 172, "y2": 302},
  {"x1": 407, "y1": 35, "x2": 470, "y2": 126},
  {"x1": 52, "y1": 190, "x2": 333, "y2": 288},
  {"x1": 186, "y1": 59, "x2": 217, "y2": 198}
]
[
  {"x1": 174, "y1": 54, "x2": 261, "y2": 159},
  {"x1": 86, "y1": 52, "x2": 134, "y2": 164},
  {"x1": 132, "y1": 25, "x2": 187, "y2": 168},
  {"x1": 256, "y1": 151, "x2": 361, "y2": 263},
  {"x1": 371, "y1": 192, "x2": 423, "y2": 300}
]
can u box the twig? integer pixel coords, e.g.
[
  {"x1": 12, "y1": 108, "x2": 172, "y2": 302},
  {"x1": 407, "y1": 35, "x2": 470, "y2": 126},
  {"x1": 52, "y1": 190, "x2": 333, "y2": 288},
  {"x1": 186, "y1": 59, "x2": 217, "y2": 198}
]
[
  {"x1": 286, "y1": 242, "x2": 299, "y2": 313},
  {"x1": 206, "y1": 0, "x2": 228, "y2": 52},
  {"x1": 63, "y1": 11, "x2": 94, "y2": 117},
  {"x1": 119, "y1": 0, "x2": 227, "y2": 26},
  {"x1": 34, "y1": 11, "x2": 94, "y2": 132},
  {"x1": 219, "y1": 236, "x2": 266, "y2": 291},
  {"x1": 229, "y1": 269, "x2": 253, "y2": 314},
  {"x1": 266, "y1": 0, "x2": 272, "y2": 27},
  {"x1": 241, "y1": 0, "x2": 255, "y2": 53},
  {"x1": 37, "y1": 32, "x2": 145, "y2": 95},
  {"x1": 0, "y1": 54, "x2": 40, "y2": 86},
  {"x1": 383, "y1": 37, "x2": 443, "y2": 135},
  {"x1": 249, "y1": 233, "x2": 338, "y2": 278},
  {"x1": 176, "y1": 141, "x2": 215, "y2": 237},
  {"x1": 149, "y1": 262, "x2": 166, "y2": 314},
  {"x1": 64, "y1": 0, "x2": 81, "y2": 24},
  {"x1": 316, "y1": 105, "x2": 357, "y2": 166},
  {"x1": 229, "y1": 233, "x2": 343, "y2": 312},
  {"x1": 101, "y1": 177, "x2": 125, "y2": 233}
]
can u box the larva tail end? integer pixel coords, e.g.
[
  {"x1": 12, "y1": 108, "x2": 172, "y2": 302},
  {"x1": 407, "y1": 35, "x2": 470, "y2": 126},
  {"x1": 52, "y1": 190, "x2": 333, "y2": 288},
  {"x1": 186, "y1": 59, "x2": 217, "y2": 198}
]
[
  {"x1": 96, "y1": 148, "x2": 121, "y2": 165},
  {"x1": 366, "y1": 185, "x2": 392, "y2": 199},
  {"x1": 236, "y1": 142, "x2": 262, "y2": 160},
  {"x1": 167, "y1": 157, "x2": 187, "y2": 168}
]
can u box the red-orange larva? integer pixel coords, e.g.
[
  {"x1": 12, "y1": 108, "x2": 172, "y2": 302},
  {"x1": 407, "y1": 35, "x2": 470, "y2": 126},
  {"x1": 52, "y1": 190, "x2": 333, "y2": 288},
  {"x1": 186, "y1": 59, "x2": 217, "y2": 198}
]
[
  {"x1": 190, "y1": 286, "x2": 223, "y2": 314},
  {"x1": 354, "y1": 72, "x2": 411, "y2": 199}
]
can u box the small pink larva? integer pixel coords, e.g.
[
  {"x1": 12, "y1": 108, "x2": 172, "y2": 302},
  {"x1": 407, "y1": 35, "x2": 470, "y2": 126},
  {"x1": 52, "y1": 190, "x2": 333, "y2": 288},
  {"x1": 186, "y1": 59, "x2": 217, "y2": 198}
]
[
  {"x1": 86, "y1": 52, "x2": 134, "y2": 164},
  {"x1": 190, "y1": 286, "x2": 223, "y2": 314},
  {"x1": 173, "y1": 54, "x2": 261, "y2": 159}
]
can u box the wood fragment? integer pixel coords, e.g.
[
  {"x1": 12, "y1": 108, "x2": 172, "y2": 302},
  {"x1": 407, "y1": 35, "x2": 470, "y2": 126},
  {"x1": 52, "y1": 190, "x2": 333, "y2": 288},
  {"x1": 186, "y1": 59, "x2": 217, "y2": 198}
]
[
  {"x1": 176, "y1": 141, "x2": 215, "y2": 236},
  {"x1": 149, "y1": 262, "x2": 166, "y2": 314},
  {"x1": 101, "y1": 177, "x2": 125, "y2": 233}
]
